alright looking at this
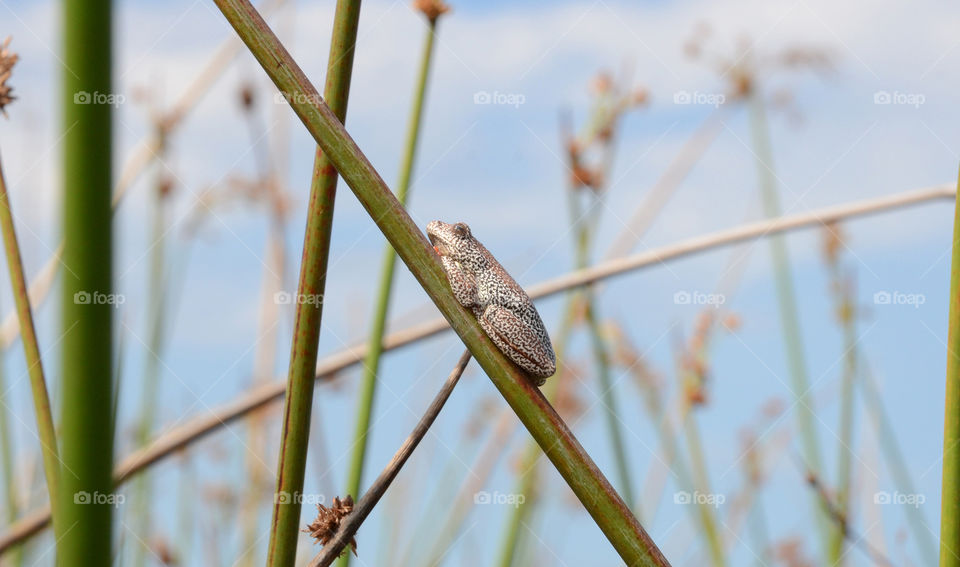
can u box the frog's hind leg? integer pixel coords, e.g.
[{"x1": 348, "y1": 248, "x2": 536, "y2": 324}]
[{"x1": 478, "y1": 305, "x2": 556, "y2": 384}]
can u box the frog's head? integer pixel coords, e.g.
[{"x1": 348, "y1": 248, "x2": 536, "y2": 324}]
[{"x1": 427, "y1": 220, "x2": 479, "y2": 266}]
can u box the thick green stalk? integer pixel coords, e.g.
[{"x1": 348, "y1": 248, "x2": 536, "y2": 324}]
[
  {"x1": 213, "y1": 2, "x2": 668, "y2": 562},
  {"x1": 59, "y1": 0, "x2": 114, "y2": 562},
  {"x1": 265, "y1": 0, "x2": 362, "y2": 564},
  {"x1": 0, "y1": 156, "x2": 61, "y2": 538},
  {"x1": 339, "y1": 20, "x2": 437, "y2": 567},
  {"x1": 747, "y1": 92, "x2": 828, "y2": 553},
  {"x1": 940, "y1": 167, "x2": 960, "y2": 567}
]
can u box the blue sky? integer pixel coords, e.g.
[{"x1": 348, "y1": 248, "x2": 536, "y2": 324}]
[{"x1": 0, "y1": 0, "x2": 958, "y2": 564}]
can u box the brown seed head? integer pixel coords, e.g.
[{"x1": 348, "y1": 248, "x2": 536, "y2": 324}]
[
  {"x1": 239, "y1": 83, "x2": 256, "y2": 111},
  {"x1": 0, "y1": 37, "x2": 19, "y2": 117},
  {"x1": 413, "y1": 0, "x2": 451, "y2": 23},
  {"x1": 590, "y1": 71, "x2": 613, "y2": 95},
  {"x1": 304, "y1": 495, "x2": 358, "y2": 556},
  {"x1": 821, "y1": 221, "x2": 844, "y2": 266},
  {"x1": 629, "y1": 87, "x2": 650, "y2": 107}
]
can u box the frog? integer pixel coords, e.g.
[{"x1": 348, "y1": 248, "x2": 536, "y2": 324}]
[{"x1": 426, "y1": 220, "x2": 557, "y2": 384}]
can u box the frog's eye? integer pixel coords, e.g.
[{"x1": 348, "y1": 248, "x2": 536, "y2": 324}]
[{"x1": 453, "y1": 223, "x2": 470, "y2": 238}]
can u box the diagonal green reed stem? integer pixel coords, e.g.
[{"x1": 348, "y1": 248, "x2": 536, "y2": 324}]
[
  {"x1": 59, "y1": 0, "x2": 114, "y2": 561},
  {"x1": 747, "y1": 92, "x2": 829, "y2": 555},
  {"x1": 0, "y1": 156, "x2": 61, "y2": 539},
  {"x1": 339, "y1": 18, "x2": 438, "y2": 567},
  {"x1": 940, "y1": 166, "x2": 960, "y2": 567},
  {"x1": 212, "y1": 2, "x2": 668, "y2": 563},
  {"x1": 265, "y1": 0, "x2": 362, "y2": 564}
]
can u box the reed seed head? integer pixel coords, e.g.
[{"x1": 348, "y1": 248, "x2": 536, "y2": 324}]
[
  {"x1": 413, "y1": 0, "x2": 450, "y2": 23},
  {"x1": 304, "y1": 495, "x2": 357, "y2": 557},
  {"x1": 0, "y1": 36, "x2": 18, "y2": 117}
]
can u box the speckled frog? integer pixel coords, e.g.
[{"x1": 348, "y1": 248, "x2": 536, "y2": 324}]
[{"x1": 426, "y1": 220, "x2": 556, "y2": 384}]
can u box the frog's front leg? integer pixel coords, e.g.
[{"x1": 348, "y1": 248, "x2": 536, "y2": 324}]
[
  {"x1": 440, "y1": 256, "x2": 480, "y2": 309},
  {"x1": 478, "y1": 304, "x2": 557, "y2": 384}
]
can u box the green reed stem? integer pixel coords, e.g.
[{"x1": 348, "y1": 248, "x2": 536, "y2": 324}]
[
  {"x1": 939, "y1": 166, "x2": 960, "y2": 567},
  {"x1": 59, "y1": 0, "x2": 114, "y2": 561},
  {"x1": 0, "y1": 154, "x2": 62, "y2": 544},
  {"x1": 265, "y1": 0, "x2": 362, "y2": 564}
]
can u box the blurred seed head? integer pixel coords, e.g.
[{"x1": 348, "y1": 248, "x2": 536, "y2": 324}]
[
  {"x1": 239, "y1": 82, "x2": 256, "y2": 111},
  {"x1": 821, "y1": 221, "x2": 844, "y2": 267},
  {"x1": 721, "y1": 312, "x2": 741, "y2": 332},
  {"x1": 761, "y1": 398, "x2": 786, "y2": 420},
  {"x1": 774, "y1": 538, "x2": 814, "y2": 567},
  {"x1": 413, "y1": 0, "x2": 451, "y2": 23},
  {"x1": 629, "y1": 87, "x2": 650, "y2": 107},
  {"x1": 0, "y1": 37, "x2": 19, "y2": 117},
  {"x1": 563, "y1": 68, "x2": 648, "y2": 195},
  {"x1": 738, "y1": 428, "x2": 763, "y2": 484},
  {"x1": 684, "y1": 24, "x2": 833, "y2": 106},
  {"x1": 590, "y1": 71, "x2": 614, "y2": 96},
  {"x1": 158, "y1": 175, "x2": 175, "y2": 199},
  {"x1": 149, "y1": 537, "x2": 178, "y2": 565}
]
